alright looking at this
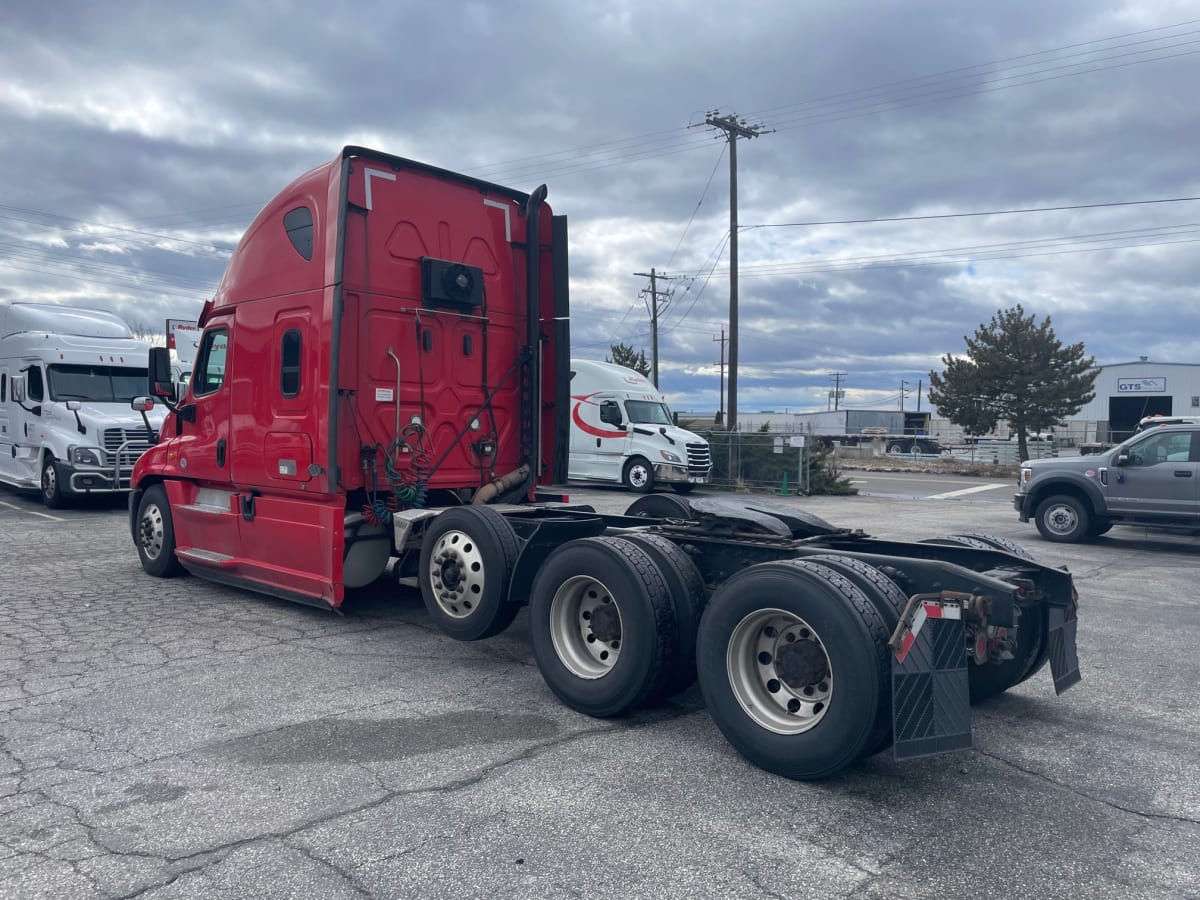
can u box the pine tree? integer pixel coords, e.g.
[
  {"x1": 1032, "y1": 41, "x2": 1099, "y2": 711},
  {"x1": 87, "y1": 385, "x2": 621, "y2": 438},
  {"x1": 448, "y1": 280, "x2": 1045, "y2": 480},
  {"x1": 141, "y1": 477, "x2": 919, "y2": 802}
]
[
  {"x1": 928, "y1": 304, "x2": 1096, "y2": 462},
  {"x1": 606, "y1": 342, "x2": 651, "y2": 377}
]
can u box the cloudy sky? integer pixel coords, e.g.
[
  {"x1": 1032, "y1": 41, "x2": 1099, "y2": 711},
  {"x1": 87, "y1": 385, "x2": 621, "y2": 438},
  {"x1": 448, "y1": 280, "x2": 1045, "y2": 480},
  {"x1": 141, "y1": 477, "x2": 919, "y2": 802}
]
[{"x1": 1, "y1": 1, "x2": 1197, "y2": 416}]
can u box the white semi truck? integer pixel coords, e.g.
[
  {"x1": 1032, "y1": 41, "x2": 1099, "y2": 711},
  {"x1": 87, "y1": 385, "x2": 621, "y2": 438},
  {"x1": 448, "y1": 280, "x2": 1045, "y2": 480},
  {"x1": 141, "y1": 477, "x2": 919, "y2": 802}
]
[
  {"x1": 568, "y1": 358, "x2": 712, "y2": 493},
  {"x1": 0, "y1": 302, "x2": 165, "y2": 507}
]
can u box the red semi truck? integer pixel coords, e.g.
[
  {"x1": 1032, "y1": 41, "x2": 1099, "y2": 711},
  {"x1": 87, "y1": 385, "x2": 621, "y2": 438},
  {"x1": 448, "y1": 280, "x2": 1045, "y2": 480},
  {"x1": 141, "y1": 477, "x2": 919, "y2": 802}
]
[{"x1": 129, "y1": 147, "x2": 1080, "y2": 779}]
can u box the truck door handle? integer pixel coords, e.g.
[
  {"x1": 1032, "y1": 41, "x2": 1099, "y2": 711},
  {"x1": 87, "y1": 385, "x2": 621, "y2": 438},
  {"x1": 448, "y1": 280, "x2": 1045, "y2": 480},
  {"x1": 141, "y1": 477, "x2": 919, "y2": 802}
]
[
  {"x1": 217, "y1": 438, "x2": 226, "y2": 467},
  {"x1": 1175, "y1": 469, "x2": 1192, "y2": 477}
]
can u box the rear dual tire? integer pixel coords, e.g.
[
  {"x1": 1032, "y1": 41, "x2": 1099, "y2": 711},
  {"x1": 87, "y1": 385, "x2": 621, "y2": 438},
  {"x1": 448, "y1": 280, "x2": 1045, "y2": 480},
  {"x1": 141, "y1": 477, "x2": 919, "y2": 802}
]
[{"x1": 697, "y1": 559, "x2": 893, "y2": 780}]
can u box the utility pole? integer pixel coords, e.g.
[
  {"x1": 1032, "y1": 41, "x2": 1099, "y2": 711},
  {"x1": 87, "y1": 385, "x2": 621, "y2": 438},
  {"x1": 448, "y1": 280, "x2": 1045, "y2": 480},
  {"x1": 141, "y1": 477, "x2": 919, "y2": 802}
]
[
  {"x1": 713, "y1": 328, "x2": 726, "y2": 424},
  {"x1": 633, "y1": 268, "x2": 674, "y2": 387},
  {"x1": 705, "y1": 111, "x2": 771, "y2": 474},
  {"x1": 917, "y1": 378, "x2": 923, "y2": 412},
  {"x1": 900, "y1": 380, "x2": 911, "y2": 411},
  {"x1": 828, "y1": 371, "x2": 847, "y2": 411}
]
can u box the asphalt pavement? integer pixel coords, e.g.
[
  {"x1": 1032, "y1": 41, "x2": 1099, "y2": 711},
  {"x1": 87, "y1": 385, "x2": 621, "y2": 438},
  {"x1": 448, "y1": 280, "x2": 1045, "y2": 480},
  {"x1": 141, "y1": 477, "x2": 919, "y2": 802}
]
[{"x1": 1, "y1": 485, "x2": 1197, "y2": 899}]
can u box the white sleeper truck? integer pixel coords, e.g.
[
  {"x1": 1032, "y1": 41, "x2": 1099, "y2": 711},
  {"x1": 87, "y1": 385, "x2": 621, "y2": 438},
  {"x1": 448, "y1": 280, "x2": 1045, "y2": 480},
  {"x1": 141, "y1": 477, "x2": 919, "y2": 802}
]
[
  {"x1": 568, "y1": 358, "x2": 712, "y2": 493},
  {"x1": 0, "y1": 302, "x2": 165, "y2": 507}
]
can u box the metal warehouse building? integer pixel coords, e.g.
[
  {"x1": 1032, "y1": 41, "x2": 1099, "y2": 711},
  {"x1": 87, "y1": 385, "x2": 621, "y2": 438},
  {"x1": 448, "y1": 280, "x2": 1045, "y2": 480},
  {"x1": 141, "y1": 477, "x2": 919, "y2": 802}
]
[{"x1": 1067, "y1": 359, "x2": 1200, "y2": 443}]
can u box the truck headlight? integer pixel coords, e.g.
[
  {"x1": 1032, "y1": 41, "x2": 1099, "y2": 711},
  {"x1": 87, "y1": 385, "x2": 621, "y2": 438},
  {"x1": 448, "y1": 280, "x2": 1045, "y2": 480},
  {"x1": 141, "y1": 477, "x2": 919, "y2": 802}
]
[
  {"x1": 69, "y1": 446, "x2": 105, "y2": 466},
  {"x1": 659, "y1": 450, "x2": 682, "y2": 464},
  {"x1": 1020, "y1": 466, "x2": 1032, "y2": 484}
]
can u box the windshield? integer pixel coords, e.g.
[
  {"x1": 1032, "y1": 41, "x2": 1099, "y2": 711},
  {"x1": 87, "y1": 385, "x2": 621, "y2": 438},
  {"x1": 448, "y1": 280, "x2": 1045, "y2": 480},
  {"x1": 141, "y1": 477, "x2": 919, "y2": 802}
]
[
  {"x1": 47, "y1": 364, "x2": 149, "y2": 402},
  {"x1": 625, "y1": 399, "x2": 673, "y2": 426}
]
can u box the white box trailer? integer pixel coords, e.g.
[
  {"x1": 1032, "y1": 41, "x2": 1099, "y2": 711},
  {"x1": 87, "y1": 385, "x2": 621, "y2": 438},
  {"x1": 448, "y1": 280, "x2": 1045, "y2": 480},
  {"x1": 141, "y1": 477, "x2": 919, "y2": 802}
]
[
  {"x1": 568, "y1": 358, "x2": 712, "y2": 493},
  {"x1": 0, "y1": 303, "x2": 165, "y2": 507}
]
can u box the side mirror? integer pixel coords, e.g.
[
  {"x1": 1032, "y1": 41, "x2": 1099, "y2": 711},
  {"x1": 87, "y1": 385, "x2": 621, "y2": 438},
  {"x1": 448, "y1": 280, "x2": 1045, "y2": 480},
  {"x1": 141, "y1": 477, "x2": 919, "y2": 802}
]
[
  {"x1": 148, "y1": 346, "x2": 175, "y2": 399},
  {"x1": 10, "y1": 375, "x2": 24, "y2": 403},
  {"x1": 66, "y1": 400, "x2": 84, "y2": 433},
  {"x1": 131, "y1": 397, "x2": 155, "y2": 413},
  {"x1": 1115, "y1": 452, "x2": 1129, "y2": 466}
]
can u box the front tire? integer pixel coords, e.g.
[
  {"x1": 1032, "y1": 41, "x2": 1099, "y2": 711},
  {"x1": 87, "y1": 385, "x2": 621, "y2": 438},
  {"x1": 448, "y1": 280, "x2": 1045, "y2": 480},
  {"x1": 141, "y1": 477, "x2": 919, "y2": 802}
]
[
  {"x1": 622, "y1": 456, "x2": 655, "y2": 494},
  {"x1": 419, "y1": 506, "x2": 520, "y2": 641},
  {"x1": 136, "y1": 484, "x2": 183, "y2": 577},
  {"x1": 697, "y1": 559, "x2": 891, "y2": 780},
  {"x1": 1034, "y1": 494, "x2": 1091, "y2": 543},
  {"x1": 41, "y1": 455, "x2": 69, "y2": 509}
]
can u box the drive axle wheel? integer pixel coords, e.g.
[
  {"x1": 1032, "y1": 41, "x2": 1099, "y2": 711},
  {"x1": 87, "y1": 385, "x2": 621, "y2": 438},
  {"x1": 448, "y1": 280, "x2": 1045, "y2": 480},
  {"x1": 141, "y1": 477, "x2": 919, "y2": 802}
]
[
  {"x1": 530, "y1": 537, "x2": 675, "y2": 718},
  {"x1": 419, "y1": 506, "x2": 520, "y2": 641},
  {"x1": 698, "y1": 559, "x2": 891, "y2": 780}
]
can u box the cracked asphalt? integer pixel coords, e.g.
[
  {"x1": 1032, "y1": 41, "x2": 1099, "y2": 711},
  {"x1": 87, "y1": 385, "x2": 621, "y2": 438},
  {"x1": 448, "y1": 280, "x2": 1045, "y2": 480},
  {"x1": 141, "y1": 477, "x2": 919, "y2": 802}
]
[{"x1": 1, "y1": 486, "x2": 1197, "y2": 899}]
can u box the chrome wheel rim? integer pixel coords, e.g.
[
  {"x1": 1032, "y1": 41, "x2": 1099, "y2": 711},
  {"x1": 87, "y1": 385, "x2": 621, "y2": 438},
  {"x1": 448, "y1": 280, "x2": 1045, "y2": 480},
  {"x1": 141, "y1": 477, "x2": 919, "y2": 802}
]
[
  {"x1": 549, "y1": 575, "x2": 622, "y2": 679},
  {"x1": 139, "y1": 503, "x2": 165, "y2": 560},
  {"x1": 428, "y1": 529, "x2": 485, "y2": 619},
  {"x1": 627, "y1": 464, "x2": 650, "y2": 489},
  {"x1": 42, "y1": 464, "x2": 57, "y2": 499},
  {"x1": 727, "y1": 608, "x2": 833, "y2": 735}
]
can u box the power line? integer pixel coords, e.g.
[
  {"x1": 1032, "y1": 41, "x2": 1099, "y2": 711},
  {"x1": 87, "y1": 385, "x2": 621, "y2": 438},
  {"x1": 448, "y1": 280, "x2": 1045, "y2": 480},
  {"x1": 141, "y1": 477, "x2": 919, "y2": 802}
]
[{"x1": 746, "y1": 196, "x2": 1200, "y2": 230}]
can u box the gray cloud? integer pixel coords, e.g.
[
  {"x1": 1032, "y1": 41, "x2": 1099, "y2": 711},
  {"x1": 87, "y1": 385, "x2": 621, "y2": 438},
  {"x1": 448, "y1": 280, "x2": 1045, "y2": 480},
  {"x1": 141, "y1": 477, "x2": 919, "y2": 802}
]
[{"x1": 1, "y1": 0, "x2": 1196, "y2": 414}]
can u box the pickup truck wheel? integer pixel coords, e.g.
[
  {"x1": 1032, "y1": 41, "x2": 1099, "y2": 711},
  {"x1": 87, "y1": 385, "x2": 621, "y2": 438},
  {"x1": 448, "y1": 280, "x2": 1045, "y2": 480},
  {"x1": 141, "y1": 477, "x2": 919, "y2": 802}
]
[
  {"x1": 529, "y1": 537, "x2": 675, "y2": 717},
  {"x1": 625, "y1": 493, "x2": 692, "y2": 520},
  {"x1": 1034, "y1": 494, "x2": 1090, "y2": 543},
  {"x1": 697, "y1": 559, "x2": 890, "y2": 780},
  {"x1": 614, "y1": 533, "x2": 707, "y2": 699},
  {"x1": 136, "y1": 484, "x2": 184, "y2": 577},
  {"x1": 41, "y1": 456, "x2": 70, "y2": 510},
  {"x1": 622, "y1": 456, "x2": 655, "y2": 493},
  {"x1": 419, "y1": 506, "x2": 520, "y2": 641}
]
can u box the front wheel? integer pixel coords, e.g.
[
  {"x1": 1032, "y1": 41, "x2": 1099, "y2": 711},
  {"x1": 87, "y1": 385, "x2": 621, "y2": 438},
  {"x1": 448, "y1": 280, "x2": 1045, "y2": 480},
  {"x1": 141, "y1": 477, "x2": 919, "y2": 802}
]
[
  {"x1": 136, "y1": 484, "x2": 184, "y2": 577},
  {"x1": 622, "y1": 456, "x2": 655, "y2": 494},
  {"x1": 887, "y1": 443, "x2": 905, "y2": 455},
  {"x1": 1034, "y1": 494, "x2": 1091, "y2": 543},
  {"x1": 419, "y1": 506, "x2": 520, "y2": 641},
  {"x1": 41, "y1": 455, "x2": 69, "y2": 509},
  {"x1": 697, "y1": 559, "x2": 891, "y2": 780}
]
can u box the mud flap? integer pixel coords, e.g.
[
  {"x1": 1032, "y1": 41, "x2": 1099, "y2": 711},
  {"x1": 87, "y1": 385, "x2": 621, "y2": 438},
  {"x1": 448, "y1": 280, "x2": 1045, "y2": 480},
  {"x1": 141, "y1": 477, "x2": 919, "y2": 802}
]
[
  {"x1": 1047, "y1": 604, "x2": 1082, "y2": 694},
  {"x1": 891, "y1": 604, "x2": 972, "y2": 760}
]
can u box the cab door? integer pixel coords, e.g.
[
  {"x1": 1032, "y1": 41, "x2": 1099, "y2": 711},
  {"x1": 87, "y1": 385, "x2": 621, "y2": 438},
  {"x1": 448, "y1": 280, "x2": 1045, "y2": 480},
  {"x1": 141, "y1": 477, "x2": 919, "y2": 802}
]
[
  {"x1": 164, "y1": 324, "x2": 240, "y2": 560},
  {"x1": 1104, "y1": 429, "x2": 1200, "y2": 518}
]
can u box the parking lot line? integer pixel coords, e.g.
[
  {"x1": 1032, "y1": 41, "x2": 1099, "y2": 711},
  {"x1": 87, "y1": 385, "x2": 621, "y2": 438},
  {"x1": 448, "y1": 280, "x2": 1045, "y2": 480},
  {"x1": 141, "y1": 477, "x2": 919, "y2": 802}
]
[
  {"x1": 926, "y1": 483, "x2": 1011, "y2": 500},
  {"x1": 0, "y1": 499, "x2": 66, "y2": 521}
]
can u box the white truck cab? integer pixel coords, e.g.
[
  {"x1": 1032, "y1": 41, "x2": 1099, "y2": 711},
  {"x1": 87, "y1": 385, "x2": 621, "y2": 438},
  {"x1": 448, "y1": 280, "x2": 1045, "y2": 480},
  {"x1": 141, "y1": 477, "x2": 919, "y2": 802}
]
[
  {"x1": 0, "y1": 303, "x2": 166, "y2": 507},
  {"x1": 567, "y1": 358, "x2": 712, "y2": 493}
]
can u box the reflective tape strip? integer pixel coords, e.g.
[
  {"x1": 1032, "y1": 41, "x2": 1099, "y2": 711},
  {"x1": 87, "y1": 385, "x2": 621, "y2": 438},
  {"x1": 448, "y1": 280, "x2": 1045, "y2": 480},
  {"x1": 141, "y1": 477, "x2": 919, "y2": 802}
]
[{"x1": 895, "y1": 600, "x2": 962, "y2": 662}]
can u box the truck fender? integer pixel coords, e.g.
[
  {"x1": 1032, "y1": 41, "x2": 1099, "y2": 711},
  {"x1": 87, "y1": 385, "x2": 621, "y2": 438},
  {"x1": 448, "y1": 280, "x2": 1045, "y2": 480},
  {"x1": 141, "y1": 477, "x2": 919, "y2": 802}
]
[{"x1": 1028, "y1": 471, "x2": 1106, "y2": 513}]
